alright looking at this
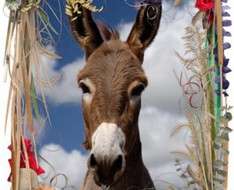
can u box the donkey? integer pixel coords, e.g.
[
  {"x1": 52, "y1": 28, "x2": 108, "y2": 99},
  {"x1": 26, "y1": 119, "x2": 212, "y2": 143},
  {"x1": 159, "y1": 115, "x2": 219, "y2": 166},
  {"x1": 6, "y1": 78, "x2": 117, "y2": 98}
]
[{"x1": 68, "y1": 2, "x2": 162, "y2": 190}]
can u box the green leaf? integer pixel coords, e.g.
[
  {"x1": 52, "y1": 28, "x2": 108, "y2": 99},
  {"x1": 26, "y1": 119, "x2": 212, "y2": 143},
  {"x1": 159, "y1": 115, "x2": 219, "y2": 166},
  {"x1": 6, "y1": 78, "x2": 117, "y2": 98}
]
[
  {"x1": 220, "y1": 148, "x2": 230, "y2": 155},
  {"x1": 213, "y1": 177, "x2": 225, "y2": 184},
  {"x1": 220, "y1": 132, "x2": 229, "y2": 141},
  {"x1": 220, "y1": 126, "x2": 232, "y2": 133},
  {"x1": 213, "y1": 160, "x2": 227, "y2": 167},
  {"x1": 188, "y1": 180, "x2": 196, "y2": 186},
  {"x1": 213, "y1": 168, "x2": 227, "y2": 177},
  {"x1": 31, "y1": 77, "x2": 41, "y2": 121},
  {"x1": 216, "y1": 134, "x2": 229, "y2": 142},
  {"x1": 213, "y1": 142, "x2": 221, "y2": 149},
  {"x1": 224, "y1": 112, "x2": 232, "y2": 121}
]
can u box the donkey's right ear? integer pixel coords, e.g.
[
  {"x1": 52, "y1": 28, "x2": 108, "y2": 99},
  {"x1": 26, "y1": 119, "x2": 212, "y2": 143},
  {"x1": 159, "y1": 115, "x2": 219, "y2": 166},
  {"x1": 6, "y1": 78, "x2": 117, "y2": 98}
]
[{"x1": 67, "y1": 4, "x2": 103, "y2": 58}]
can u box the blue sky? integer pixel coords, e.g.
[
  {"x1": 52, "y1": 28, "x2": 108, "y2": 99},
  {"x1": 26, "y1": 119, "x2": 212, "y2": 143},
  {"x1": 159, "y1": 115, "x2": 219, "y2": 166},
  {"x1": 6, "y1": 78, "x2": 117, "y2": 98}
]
[{"x1": 37, "y1": 0, "x2": 197, "y2": 189}]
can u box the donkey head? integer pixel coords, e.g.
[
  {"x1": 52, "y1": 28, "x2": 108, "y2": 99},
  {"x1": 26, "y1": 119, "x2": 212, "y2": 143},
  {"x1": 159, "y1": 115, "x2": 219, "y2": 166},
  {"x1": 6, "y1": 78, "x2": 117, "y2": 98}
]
[{"x1": 68, "y1": 2, "x2": 161, "y2": 186}]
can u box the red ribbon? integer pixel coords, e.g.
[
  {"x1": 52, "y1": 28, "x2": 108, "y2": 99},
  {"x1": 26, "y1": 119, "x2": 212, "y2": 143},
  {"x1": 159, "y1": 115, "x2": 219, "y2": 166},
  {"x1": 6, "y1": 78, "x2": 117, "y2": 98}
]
[
  {"x1": 195, "y1": 0, "x2": 214, "y2": 11},
  {"x1": 8, "y1": 138, "x2": 45, "y2": 181}
]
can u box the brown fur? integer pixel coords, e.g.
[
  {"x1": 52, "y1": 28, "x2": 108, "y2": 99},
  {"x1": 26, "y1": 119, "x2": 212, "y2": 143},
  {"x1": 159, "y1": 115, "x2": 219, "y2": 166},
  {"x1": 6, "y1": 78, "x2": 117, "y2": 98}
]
[
  {"x1": 68, "y1": 2, "x2": 162, "y2": 190},
  {"x1": 78, "y1": 41, "x2": 147, "y2": 150}
]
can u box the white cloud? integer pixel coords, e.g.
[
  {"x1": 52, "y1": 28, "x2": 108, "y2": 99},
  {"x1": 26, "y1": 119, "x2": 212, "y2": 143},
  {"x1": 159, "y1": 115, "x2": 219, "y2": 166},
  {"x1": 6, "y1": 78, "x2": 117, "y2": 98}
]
[
  {"x1": 150, "y1": 162, "x2": 187, "y2": 190},
  {"x1": 139, "y1": 107, "x2": 186, "y2": 167},
  {"x1": 36, "y1": 53, "x2": 84, "y2": 104},
  {"x1": 139, "y1": 107, "x2": 189, "y2": 189},
  {"x1": 39, "y1": 144, "x2": 88, "y2": 189}
]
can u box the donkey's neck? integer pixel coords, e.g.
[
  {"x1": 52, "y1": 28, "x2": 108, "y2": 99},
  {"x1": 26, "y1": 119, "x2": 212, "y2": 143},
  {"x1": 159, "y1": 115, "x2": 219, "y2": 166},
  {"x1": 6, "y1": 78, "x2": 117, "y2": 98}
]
[
  {"x1": 112, "y1": 134, "x2": 155, "y2": 190},
  {"x1": 82, "y1": 125, "x2": 155, "y2": 190}
]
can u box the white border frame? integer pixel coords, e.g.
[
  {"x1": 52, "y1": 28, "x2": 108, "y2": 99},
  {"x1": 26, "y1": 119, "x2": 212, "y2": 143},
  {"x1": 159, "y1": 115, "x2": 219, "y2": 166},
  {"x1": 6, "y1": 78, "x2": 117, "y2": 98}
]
[{"x1": 0, "y1": 1, "x2": 233, "y2": 190}]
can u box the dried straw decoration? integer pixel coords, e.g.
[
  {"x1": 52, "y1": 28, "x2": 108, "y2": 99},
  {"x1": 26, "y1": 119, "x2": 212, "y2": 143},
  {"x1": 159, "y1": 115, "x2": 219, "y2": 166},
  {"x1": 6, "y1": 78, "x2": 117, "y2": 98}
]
[
  {"x1": 65, "y1": 0, "x2": 103, "y2": 20},
  {"x1": 4, "y1": 0, "x2": 59, "y2": 189},
  {"x1": 172, "y1": 17, "x2": 215, "y2": 190},
  {"x1": 171, "y1": 1, "x2": 232, "y2": 190},
  {"x1": 3, "y1": 0, "x2": 101, "y2": 189}
]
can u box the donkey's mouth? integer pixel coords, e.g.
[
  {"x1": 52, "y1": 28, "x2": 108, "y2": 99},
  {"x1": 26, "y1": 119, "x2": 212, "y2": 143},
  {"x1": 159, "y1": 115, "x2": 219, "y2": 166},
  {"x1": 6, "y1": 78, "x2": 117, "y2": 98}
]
[
  {"x1": 90, "y1": 157, "x2": 126, "y2": 187},
  {"x1": 93, "y1": 170, "x2": 125, "y2": 187}
]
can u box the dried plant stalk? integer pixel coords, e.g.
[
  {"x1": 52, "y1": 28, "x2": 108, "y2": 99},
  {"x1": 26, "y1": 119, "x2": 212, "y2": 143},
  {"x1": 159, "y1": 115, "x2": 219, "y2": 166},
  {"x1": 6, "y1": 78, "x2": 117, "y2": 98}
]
[
  {"x1": 172, "y1": 7, "x2": 231, "y2": 189},
  {"x1": 172, "y1": 13, "x2": 216, "y2": 190},
  {"x1": 4, "y1": 0, "x2": 61, "y2": 189}
]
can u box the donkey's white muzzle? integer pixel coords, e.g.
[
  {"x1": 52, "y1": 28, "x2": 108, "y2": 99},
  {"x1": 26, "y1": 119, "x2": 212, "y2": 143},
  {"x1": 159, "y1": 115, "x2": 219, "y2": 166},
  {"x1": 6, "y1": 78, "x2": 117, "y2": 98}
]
[{"x1": 88, "y1": 122, "x2": 126, "y2": 185}]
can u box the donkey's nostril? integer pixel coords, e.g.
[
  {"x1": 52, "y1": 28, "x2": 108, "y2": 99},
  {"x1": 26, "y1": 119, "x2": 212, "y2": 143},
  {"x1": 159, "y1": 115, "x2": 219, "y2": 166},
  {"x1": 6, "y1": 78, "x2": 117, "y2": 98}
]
[
  {"x1": 89, "y1": 153, "x2": 125, "y2": 186},
  {"x1": 89, "y1": 153, "x2": 97, "y2": 168},
  {"x1": 111, "y1": 155, "x2": 123, "y2": 172}
]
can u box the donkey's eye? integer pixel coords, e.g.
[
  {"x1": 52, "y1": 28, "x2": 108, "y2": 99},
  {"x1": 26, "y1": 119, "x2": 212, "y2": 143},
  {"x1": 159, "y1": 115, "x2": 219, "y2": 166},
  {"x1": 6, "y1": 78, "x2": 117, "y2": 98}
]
[
  {"x1": 131, "y1": 84, "x2": 145, "y2": 97},
  {"x1": 79, "y1": 82, "x2": 91, "y2": 94}
]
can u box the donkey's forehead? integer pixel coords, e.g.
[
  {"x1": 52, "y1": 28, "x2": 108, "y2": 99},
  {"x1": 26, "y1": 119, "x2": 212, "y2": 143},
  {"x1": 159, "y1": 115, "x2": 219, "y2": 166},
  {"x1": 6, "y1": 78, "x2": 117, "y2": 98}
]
[
  {"x1": 78, "y1": 40, "x2": 146, "y2": 82},
  {"x1": 88, "y1": 40, "x2": 139, "y2": 65}
]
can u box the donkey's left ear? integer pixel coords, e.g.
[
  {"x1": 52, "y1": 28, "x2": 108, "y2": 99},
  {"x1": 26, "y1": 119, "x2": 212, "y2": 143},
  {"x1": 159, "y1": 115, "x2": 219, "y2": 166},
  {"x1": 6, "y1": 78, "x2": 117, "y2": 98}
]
[{"x1": 127, "y1": 2, "x2": 162, "y2": 60}]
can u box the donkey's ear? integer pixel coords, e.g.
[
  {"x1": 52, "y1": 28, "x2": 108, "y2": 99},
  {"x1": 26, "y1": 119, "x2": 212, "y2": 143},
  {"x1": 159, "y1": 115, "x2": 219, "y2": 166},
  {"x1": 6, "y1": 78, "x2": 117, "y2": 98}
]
[
  {"x1": 127, "y1": 3, "x2": 162, "y2": 60},
  {"x1": 68, "y1": 5, "x2": 103, "y2": 58}
]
